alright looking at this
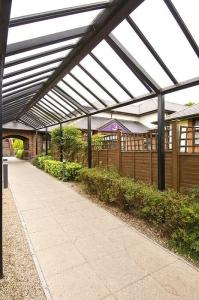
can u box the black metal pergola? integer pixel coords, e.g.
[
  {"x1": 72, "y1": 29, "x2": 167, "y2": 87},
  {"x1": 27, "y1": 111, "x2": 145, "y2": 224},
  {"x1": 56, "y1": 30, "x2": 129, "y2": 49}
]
[{"x1": 0, "y1": 0, "x2": 199, "y2": 277}]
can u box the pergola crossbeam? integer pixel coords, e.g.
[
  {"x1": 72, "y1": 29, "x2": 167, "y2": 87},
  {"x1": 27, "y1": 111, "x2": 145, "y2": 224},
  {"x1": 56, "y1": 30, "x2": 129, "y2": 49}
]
[
  {"x1": 9, "y1": 2, "x2": 110, "y2": 27},
  {"x1": 6, "y1": 26, "x2": 91, "y2": 56},
  {"x1": 106, "y1": 34, "x2": 161, "y2": 93},
  {"x1": 17, "y1": 0, "x2": 145, "y2": 118}
]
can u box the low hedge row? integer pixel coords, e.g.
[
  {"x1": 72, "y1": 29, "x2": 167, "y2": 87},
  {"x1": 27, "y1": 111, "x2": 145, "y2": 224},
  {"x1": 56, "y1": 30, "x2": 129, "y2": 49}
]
[
  {"x1": 32, "y1": 155, "x2": 82, "y2": 181},
  {"x1": 80, "y1": 167, "x2": 199, "y2": 262}
]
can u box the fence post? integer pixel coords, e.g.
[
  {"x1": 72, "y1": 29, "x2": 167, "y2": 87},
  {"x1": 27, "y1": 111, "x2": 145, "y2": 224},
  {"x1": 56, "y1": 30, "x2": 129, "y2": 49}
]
[
  {"x1": 116, "y1": 130, "x2": 122, "y2": 173},
  {"x1": 172, "y1": 121, "x2": 180, "y2": 191}
]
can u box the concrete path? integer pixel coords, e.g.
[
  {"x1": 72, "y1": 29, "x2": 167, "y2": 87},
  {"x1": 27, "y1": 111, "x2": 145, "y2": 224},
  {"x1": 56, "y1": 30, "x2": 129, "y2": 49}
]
[{"x1": 7, "y1": 158, "x2": 199, "y2": 300}]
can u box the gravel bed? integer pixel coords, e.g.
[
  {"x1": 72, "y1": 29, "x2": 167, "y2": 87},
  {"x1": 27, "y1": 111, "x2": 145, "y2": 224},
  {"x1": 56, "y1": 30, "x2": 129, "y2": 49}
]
[{"x1": 0, "y1": 188, "x2": 46, "y2": 300}]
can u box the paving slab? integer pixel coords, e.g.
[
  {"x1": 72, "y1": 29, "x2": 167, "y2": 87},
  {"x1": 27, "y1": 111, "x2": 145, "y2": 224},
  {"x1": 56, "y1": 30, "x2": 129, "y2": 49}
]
[{"x1": 8, "y1": 158, "x2": 199, "y2": 300}]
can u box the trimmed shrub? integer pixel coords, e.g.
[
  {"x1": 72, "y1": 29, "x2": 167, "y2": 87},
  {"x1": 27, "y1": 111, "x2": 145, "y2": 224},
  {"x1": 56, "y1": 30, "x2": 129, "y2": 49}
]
[
  {"x1": 44, "y1": 160, "x2": 63, "y2": 179},
  {"x1": 38, "y1": 155, "x2": 53, "y2": 169},
  {"x1": 32, "y1": 155, "x2": 52, "y2": 169},
  {"x1": 63, "y1": 162, "x2": 83, "y2": 181},
  {"x1": 80, "y1": 167, "x2": 199, "y2": 262},
  {"x1": 32, "y1": 155, "x2": 82, "y2": 181},
  {"x1": 16, "y1": 149, "x2": 24, "y2": 159}
]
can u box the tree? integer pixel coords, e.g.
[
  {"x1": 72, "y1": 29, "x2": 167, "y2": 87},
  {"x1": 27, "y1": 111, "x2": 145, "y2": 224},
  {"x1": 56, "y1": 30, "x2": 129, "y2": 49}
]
[
  {"x1": 185, "y1": 101, "x2": 195, "y2": 107},
  {"x1": 51, "y1": 125, "x2": 86, "y2": 161},
  {"x1": 13, "y1": 139, "x2": 23, "y2": 153}
]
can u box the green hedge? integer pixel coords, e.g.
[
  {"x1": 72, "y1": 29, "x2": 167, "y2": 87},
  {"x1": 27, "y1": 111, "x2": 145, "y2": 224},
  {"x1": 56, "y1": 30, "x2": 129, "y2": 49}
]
[
  {"x1": 16, "y1": 149, "x2": 24, "y2": 159},
  {"x1": 80, "y1": 167, "x2": 199, "y2": 262},
  {"x1": 32, "y1": 155, "x2": 82, "y2": 181},
  {"x1": 32, "y1": 155, "x2": 52, "y2": 169}
]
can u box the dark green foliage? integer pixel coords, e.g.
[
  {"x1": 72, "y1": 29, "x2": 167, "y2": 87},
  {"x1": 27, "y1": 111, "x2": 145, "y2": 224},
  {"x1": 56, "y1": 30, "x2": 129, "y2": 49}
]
[{"x1": 80, "y1": 167, "x2": 199, "y2": 262}]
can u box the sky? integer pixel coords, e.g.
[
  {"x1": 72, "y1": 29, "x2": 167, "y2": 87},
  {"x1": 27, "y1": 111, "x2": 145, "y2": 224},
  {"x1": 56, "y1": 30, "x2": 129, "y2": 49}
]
[{"x1": 5, "y1": 0, "x2": 199, "y2": 108}]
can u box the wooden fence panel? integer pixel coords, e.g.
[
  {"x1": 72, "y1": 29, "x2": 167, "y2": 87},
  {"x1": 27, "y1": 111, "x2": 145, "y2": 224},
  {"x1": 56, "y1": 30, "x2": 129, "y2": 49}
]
[
  {"x1": 91, "y1": 128, "x2": 199, "y2": 192},
  {"x1": 179, "y1": 154, "x2": 199, "y2": 191}
]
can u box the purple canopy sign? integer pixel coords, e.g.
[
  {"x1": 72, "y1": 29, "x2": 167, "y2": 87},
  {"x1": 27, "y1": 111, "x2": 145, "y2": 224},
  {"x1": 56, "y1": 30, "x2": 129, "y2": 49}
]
[{"x1": 99, "y1": 121, "x2": 129, "y2": 133}]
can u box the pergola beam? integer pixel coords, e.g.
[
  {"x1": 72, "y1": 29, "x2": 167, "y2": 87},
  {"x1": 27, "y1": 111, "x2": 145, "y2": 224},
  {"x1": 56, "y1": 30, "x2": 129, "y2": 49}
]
[
  {"x1": 43, "y1": 96, "x2": 71, "y2": 117},
  {"x1": 4, "y1": 44, "x2": 74, "y2": 68},
  {"x1": 9, "y1": 2, "x2": 110, "y2": 27},
  {"x1": 51, "y1": 89, "x2": 83, "y2": 116},
  {"x1": 3, "y1": 57, "x2": 64, "y2": 79},
  {"x1": 2, "y1": 67, "x2": 55, "y2": 88},
  {"x1": 163, "y1": 0, "x2": 199, "y2": 58},
  {"x1": 17, "y1": 0, "x2": 145, "y2": 118},
  {"x1": 6, "y1": 26, "x2": 91, "y2": 56},
  {"x1": 69, "y1": 72, "x2": 107, "y2": 107},
  {"x1": 126, "y1": 16, "x2": 178, "y2": 84},
  {"x1": 61, "y1": 79, "x2": 98, "y2": 110},
  {"x1": 53, "y1": 86, "x2": 89, "y2": 114},
  {"x1": 106, "y1": 34, "x2": 161, "y2": 93},
  {"x1": 45, "y1": 93, "x2": 77, "y2": 117},
  {"x1": 2, "y1": 81, "x2": 46, "y2": 97},
  {"x1": 2, "y1": 85, "x2": 42, "y2": 104},
  {"x1": 89, "y1": 52, "x2": 134, "y2": 98},
  {"x1": 78, "y1": 63, "x2": 119, "y2": 103},
  {"x1": 2, "y1": 76, "x2": 49, "y2": 93}
]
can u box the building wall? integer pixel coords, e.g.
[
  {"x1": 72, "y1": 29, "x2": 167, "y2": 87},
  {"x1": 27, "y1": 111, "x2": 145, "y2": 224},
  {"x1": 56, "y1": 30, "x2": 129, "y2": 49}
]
[{"x1": 3, "y1": 129, "x2": 43, "y2": 159}]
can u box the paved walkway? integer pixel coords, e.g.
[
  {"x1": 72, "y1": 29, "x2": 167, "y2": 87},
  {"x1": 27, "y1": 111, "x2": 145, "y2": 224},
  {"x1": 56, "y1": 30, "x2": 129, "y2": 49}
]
[{"x1": 8, "y1": 158, "x2": 199, "y2": 300}]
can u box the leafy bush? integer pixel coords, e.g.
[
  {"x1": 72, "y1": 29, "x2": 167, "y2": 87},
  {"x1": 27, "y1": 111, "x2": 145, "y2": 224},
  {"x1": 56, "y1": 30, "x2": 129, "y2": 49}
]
[
  {"x1": 80, "y1": 167, "x2": 199, "y2": 262},
  {"x1": 16, "y1": 149, "x2": 24, "y2": 159},
  {"x1": 189, "y1": 186, "x2": 199, "y2": 204},
  {"x1": 32, "y1": 155, "x2": 82, "y2": 181},
  {"x1": 63, "y1": 162, "x2": 83, "y2": 181},
  {"x1": 44, "y1": 160, "x2": 63, "y2": 179},
  {"x1": 38, "y1": 155, "x2": 53, "y2": 169},
  {"x1": 32, "y1": 155, "x2": 53, "y2": 169},
  {"x1": 44, "y1": 160, "x2": 82, "y2": 181}
]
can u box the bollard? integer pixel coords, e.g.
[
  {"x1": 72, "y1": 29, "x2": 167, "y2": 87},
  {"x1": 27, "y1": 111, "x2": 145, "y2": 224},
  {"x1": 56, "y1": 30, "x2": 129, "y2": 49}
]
[{"x1": 3, "y1": 159, "x2": 8, "y2": 189}]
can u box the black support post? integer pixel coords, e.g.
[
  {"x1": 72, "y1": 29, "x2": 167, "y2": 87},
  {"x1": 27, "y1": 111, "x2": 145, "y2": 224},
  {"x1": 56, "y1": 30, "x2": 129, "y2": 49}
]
[
  {"x1": 60, "y1": 123, "x2": 63, "y2": 162},
  {"x1": 0, "y1": 60, "x2": 3, "y2": 279},
  {"x1": 87, "y1": 116, "x2": 92, "y2": 168},
  {"x1": 0, "y1": 0, "x2": 12, "y2": 279},
  {"x1": 157, "y1": 93, "x2": 165, "y2": 191},
  {"x1": 35, "y1": 130, "x2": 38, "y2": 156},
  {"x1": 45, "y1": 128, "x2": 48, "y2": 155}
]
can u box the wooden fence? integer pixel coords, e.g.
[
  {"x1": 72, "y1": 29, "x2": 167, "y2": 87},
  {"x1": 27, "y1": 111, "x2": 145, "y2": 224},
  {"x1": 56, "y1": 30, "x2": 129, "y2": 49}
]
[{"x1": 91, "y1": 122, "x2": 199, "y2": 192}]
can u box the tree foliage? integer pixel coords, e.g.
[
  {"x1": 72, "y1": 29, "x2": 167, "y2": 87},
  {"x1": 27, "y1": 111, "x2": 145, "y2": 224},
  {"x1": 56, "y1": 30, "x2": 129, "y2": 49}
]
[
  {"x1": 92, "y1": 133, "x2": 105, "y2": 150},
  {"x1": 51, "y1": 125, "x2": 85, "y2": 161},
  {"x1": 185, "y1": 101, "x2": 195, "y2": 107},
  {"x1": 13, "y1": 139, "x2": 23, "y2": 151}
]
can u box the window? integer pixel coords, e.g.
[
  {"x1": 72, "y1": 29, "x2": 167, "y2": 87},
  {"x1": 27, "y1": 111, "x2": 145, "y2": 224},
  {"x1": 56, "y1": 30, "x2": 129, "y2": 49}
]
[{"x1": 194, "y1": 119, "x2": 199, "y2": 145}]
